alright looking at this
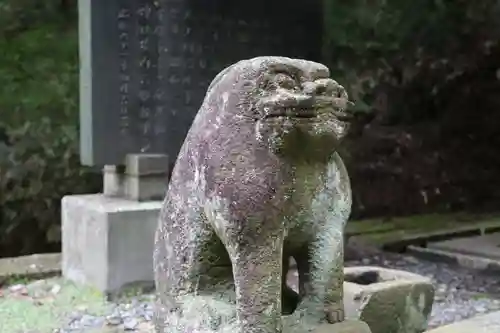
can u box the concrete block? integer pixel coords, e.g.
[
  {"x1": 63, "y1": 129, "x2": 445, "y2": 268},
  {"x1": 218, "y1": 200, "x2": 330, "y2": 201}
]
[
  {"x1": 124, "y1": 174, "x2": 168, "y2": 202},
  {"x1": 102, "y1": 154, "x2": 169, "y2": 202},
  {"x1": 61, "y1": 194, "x2": 162, "y2": 293},
  {"x1": 125, "y1": 154, "x2": 169, "y2": 176},
  {"x1": 103, "y1": 165, "x2": 125, "y2": 197},
  {"x1": 343, "y1": 266, "x2": 434, "y2": 333}
]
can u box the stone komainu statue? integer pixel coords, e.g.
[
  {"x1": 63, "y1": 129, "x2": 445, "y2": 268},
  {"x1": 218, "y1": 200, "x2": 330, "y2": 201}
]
[{"x1": 154, "y1": 56, "x2": 353, "y2": 333}]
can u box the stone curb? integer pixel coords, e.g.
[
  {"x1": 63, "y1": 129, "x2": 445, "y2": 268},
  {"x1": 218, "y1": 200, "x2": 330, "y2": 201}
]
[
  {"x1": 407, "y1": 245, "x2": 500, "y2": 275},
  {"x1": 0, "y1": 253, "x2": 61, "y2": 283},
  {"x1": 381, "y1": 221, "x2": 500, "y2": 253}
]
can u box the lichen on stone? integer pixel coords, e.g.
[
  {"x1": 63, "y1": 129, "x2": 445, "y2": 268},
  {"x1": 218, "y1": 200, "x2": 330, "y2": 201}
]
[{"x1": 153, "y1": 56, "x2": 354, "y2": 333}]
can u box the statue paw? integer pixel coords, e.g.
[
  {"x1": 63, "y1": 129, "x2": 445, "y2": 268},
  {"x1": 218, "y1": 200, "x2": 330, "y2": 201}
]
[{"x1": 326, "y1": 306, "x2": 345, "y2": 323}]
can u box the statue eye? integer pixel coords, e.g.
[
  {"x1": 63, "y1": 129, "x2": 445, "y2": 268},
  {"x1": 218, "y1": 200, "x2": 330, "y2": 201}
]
[{"x1": 274, "y1": 73, "x2": 297, "y2": 89}]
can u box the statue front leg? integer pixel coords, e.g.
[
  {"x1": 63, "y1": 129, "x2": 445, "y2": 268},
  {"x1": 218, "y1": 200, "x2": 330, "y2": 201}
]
[
  {"x1": 293, "y1": 221, "x2": 346, "y2": 325},
  {"x1": 226, "y1": 227, "x2": 285, "y2": 333}
]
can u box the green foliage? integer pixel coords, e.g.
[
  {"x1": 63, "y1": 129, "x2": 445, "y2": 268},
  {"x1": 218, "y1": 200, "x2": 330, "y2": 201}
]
[
  {"x1": 324, "y1": 0, "x2": 500, "y2": 218},
  {"x1": 323, "y1": 0, "x2": 500, "y2": 121},
  {"x1": 0, "y1": 4, "x2": 99, "y2": 257},
  {"x1": 0, "y1": 120, "x2": 100, "y2": 255},
  {"x1": 0, "y1": 21, "x2": 78, "y2": 126}
]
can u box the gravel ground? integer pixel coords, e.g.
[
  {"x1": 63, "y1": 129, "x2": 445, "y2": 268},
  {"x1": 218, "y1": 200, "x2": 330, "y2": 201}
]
[{"x1": 4, "y1": 251, "x2": 500, "y2": 332}]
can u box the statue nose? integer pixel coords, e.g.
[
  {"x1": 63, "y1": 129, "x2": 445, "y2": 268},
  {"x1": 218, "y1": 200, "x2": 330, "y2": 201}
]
[{"x1": 303, "y1": 79, "x2": 346, "y2": 98}]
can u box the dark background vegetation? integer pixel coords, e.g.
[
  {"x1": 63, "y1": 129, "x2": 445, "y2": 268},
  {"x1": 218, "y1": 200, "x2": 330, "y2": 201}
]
[{"x1": 0, "y1": 0, "x2": 499, "y2": 257}]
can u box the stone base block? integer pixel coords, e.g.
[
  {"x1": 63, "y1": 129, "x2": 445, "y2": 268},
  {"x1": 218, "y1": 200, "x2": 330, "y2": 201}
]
[
  {"x1": 61, "y1": 194, "x2": 162, "y2": 293},
  {"x1": 344, "y1": 266, "x2": 435, "y2": 333},
  {"x1": 103, "y1": 154, "x2": 169, "y2": 202}
]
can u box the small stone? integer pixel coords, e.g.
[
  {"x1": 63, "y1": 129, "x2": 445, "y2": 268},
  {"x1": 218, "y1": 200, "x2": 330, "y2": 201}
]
[
  {"x1": 29, "y1": 279, "x2": 46, "y2": 287},
  {"x1": 80, "y1": 314, "x2": 102, "y2": 327},
  {"x1": 33, "y1": 300, "x2": 44, "y2": 306},
  {"x1": 51, "y1": 284, "x2": 62, "y2": 294},
  {"x1": 106, "y1": 315, "x2": 123, "y2": 326},
  {"x1": 405, "y1": 256, "x2": 419, "y2": 263},
  {"x1": 9, "y1": 284, "x2": 25, "y2": 292},
  {"x1": 31, "y1": 289, "x2": 47, "y2": 299},
  {"x1": 121, "y1": 310, "x2": 133, "y2": 319},
  {"x1": 123, "y1": 318, "x2": 139, "y2": 331}
]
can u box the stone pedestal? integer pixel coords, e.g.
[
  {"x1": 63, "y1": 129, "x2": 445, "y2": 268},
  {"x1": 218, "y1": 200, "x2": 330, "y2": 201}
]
[{"x1": 62, "y1": 154, "x2": 167, "y2": 293}]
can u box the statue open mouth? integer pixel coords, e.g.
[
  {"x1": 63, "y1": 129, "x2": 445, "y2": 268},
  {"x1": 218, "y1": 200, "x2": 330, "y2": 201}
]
[
  {"x1": 255, "y1": 74, "x2": 353, "y2": 133},
  {"x1": 262, "y1": 107, "x2": 353, "y2": 122},
  {"x1": 263, "y1": 108, "x2": 317, "y2": 119}
]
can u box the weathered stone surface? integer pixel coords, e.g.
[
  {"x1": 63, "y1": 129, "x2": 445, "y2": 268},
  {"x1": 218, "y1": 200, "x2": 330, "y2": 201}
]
[
  {"x1": 62, "y1": 194, "x2": 161, "y2": 293},
  {"x1": 344, "y1": 266, "x2": 434, "y2": 333},
  {"x1": 423, "y1": 310, "x2": 500, "y2": 333},
  {"x1": 153, "y1": 56, "x2": 353, "y2": 333}
]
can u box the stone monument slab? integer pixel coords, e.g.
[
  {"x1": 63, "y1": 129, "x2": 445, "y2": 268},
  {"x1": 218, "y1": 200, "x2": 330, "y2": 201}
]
[
  {"x1": 79, "y1": 0, "x2": 323, "y2": 166},
  {"x1": 79, "y1": 0, "x2": 162, "y2": 166}
]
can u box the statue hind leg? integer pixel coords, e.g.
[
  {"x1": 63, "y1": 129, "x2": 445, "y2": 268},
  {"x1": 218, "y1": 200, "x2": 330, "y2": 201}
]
[{"x1": 154, "y1": 203, "x2": 233, "y2": 331}]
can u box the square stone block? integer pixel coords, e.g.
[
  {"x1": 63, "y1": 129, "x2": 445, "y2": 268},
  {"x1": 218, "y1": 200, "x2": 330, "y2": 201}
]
[
  {"x1": 103, "y1": 165, "x2": 168, "y2": 202},
  {"x1": 344, "y1": 266, "x2": 434, "y2": 333},
  {"x1": 61, "y1": 194, "x2": 162, "y2": 293},
  {"x1": 124, "y1": 174, "x2": 167, "y2": 202},
  {"x1": 103, "y1": 165, "x2": 125, "y2": 198},
  {"x1": 125, "y1": 154, "x2": 169, "y2": 176}
]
